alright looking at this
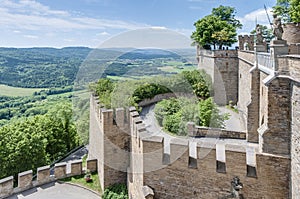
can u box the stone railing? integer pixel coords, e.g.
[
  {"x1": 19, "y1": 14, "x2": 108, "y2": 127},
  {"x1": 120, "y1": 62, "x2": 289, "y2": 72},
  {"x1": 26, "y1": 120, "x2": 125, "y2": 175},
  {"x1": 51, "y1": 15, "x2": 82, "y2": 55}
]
[
  {"x1": 187, "y1": 122, "x2": 246, "y2": 139},
  {"x1": 257, "y1": 52, "x2": 274, "y2": 70},
  {"x1": 0, "y1": 159, "x2": 97, "y2": 199}
]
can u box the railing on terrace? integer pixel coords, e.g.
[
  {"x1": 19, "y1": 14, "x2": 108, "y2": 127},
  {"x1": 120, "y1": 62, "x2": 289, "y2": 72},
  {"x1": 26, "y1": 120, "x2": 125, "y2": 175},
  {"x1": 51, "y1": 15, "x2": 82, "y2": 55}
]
[{"x1": 256, "y1": 53, "x2": 274, "y2": 70}]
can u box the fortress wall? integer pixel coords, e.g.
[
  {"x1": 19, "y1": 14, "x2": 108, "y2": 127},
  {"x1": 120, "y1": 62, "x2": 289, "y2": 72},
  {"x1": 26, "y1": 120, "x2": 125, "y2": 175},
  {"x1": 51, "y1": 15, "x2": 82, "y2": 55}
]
[
  {"x1": 261, "y1": 77, "x2": 291, "y2": 156},
  {"x1": 237, "y1": 50, "x2": 260, "y2": 143},
  {"x1": 238, "y1": 35, "x2": 254, "y2": 51},
  {"x1": 89, "y1": 96, "x2": 130, "y2": 189},
  {"x1": 288, "y1": 44, "x2": 300, "y2": 55},
  {"x1": 279, "y1": 56, "x2": 300, "y2": 80},
  {"x1": 137, "y1": 135, "x2": 290, "y2": 199},
  {"x1": 255, "y1": 154, "x2": 290, "y2": 198},
  {"x1": 214, "y1": 50, "x2": 239, "y2": 105},
  {"x1": 247, "y1": 67, "x2": 260, "y2": 143},
  {"x1": 237, "y1": 51, "x2": 254, "y2": 134},
  {"x1": 0, "y1": 160, "x2": 95, "y2": 199},
  {"x1": 197, "y1": 49, "x2": 239, "y2": 105},
  {"x1": 291, "y1": 82, "x2": 300, "y2": 198},
  {"x1": 89, "y1": 96, "x2": 105, "y2": 189},
  {"x1": 197, "y1": 49, "x2": 215, "y2": 80}
]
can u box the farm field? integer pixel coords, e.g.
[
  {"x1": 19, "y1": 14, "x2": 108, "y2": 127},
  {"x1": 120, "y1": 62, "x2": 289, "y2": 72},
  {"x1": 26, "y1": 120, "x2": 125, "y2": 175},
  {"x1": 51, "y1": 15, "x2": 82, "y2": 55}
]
[{"x1": 0, "y1": 84, "x2": 44, "y2": 97}]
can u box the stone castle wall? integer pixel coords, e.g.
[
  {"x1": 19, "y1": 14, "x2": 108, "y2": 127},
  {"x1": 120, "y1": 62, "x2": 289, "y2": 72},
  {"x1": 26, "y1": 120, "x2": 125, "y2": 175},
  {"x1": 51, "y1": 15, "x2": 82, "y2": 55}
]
[
  {"x1": 197, "y1": 49, "x2": 239, "y2": 105},
  {"x1": 238, "y1": 35, "x2": 255, "y2": 51},
  {"x1": 291, "y1": 82, "x2": 300, "y2": 198},
  {"x1": 0, "y1": 159, "x2": 97, "y2": 199},
  {"x1": 89, "y1": 96, "x2": 130, "y2": 189},
  {"x1": 127, "y1": 111, "x2": 290, "y2": 198}
]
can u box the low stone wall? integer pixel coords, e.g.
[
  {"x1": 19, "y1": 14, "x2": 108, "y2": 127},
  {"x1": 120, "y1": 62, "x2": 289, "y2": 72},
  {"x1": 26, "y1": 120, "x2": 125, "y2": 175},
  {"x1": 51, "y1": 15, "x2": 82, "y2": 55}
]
[
  {"x1": 0, "y1": 159, "x2": 98, "y2": 199},
  {"x1": 138, "y1": 93, "x2": 195, "y2": 107},
  {"x1": 187, "y1": 122, "x2": 246, "y2": 139}
]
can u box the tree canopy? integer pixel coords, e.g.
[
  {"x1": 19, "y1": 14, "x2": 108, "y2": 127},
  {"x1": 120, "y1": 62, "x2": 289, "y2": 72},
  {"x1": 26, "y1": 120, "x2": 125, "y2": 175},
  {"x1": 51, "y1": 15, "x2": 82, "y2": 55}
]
[
  {"x1": 273, "y1": 0, "x2": 300, "y2": 22},
  {"x1": 191, "y1": 5, "x2": 242, "y2": 49},
  {"x1": 0, "y1": 102, "x2": 80, "y2": 179},
  {"x1": 250, "y1": 25, "x2": 274, "y2": 43}
]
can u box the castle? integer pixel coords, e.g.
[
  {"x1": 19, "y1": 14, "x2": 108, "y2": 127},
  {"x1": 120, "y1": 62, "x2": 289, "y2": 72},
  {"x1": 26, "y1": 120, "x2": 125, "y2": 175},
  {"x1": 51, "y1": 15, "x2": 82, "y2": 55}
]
[
  {"x1": 1, "y1": 34, "x2": 299, "y2": 198},
  {"x1": 88, "y1": 34, "x2": 300, "y2": 198}
]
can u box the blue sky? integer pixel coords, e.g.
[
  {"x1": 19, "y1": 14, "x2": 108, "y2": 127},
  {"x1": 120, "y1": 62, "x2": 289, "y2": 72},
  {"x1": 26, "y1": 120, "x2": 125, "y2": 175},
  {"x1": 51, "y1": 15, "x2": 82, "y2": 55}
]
[{"x1": 0, "y1": 0, "x2": 276, "y2": 48}]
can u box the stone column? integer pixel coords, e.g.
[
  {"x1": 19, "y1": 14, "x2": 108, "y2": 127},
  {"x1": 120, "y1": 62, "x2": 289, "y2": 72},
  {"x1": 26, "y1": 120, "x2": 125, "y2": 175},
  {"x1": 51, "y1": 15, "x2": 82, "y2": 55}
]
[
  {"x1": 270, "y1": 40, "x2": 289, "y2": 71},
  {"x1": 254, "y1": 44, "x2": 267, "y2": 52}
]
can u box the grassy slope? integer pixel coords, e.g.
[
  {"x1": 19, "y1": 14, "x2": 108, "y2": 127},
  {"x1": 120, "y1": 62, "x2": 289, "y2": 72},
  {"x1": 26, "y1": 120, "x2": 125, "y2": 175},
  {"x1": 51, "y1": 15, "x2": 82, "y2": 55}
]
[{"x1": 0, "y1": 84, "x2": 44, "y2": 97}]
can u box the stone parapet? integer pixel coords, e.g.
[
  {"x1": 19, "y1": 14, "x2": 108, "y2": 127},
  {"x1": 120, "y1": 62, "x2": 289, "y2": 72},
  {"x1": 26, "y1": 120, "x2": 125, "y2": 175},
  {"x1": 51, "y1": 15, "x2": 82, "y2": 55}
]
[
  {"x1": 70, "y1": 160, "x2": 82, "y2": 176},
  {"x1": 187, "y1": 123, "x2": 246, "y2": 139},
  {"x1": 37, "y1": 165, "x2": 51, "y2": 185},
  {"x1": 0, "y1": 176, "x2": 13, "y2": 198},
  {"x1": 54, "y1": 162, "x2": 67, "y2": 179},
  {"x1": 87, "y1": 159, "x2": 98, "y2": 172},
  {"x1": 0, "y1": 158, "x2": 99, "y2": 199},
  {"x1": 18, "y1": 170, "x2": 33, "y2": 190}
]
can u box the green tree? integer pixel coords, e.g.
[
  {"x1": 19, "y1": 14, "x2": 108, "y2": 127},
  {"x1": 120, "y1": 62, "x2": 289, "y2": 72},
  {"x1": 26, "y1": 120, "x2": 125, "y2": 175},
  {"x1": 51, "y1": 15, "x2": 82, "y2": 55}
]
[
  {"x1": 290, "y1": 0, "x2": 300, "y2": 22},
  {"x1": 0, "y1": 117, "x2": 48, "y2": 179},
  {"x1": 181, "y1": 70, "x2": 212, "y2": 98},
  {"x1": 198, "y1": 98, "x2": 228, "y2": 128},
  {"x1": 250, "y1": 25, "x2": 274, "y2": 42},
  {"x1": 212, "y1": 5, "x2": 242, "y2": 29},
  {"x1": 0, "y1": 102, "x2": 80, "y2": 179},
  {"x1": 154, "y1": 97, "x2": 228, "y2": 135},
  {"x1": 154, "y1": 98, "x2": 180, "y2": 126},
  {"x1": 90, "y1": 78, "x2": 115, "y2": 108},
  {"x1": 273, "y1": 0, "x2": 300, "y2": 22},
  {"x1": 273, "y1": 0, "x2": 291, "y2": 22},
  {"x1": 191, "y1": 6, "x2": 241, "y2": 49}
]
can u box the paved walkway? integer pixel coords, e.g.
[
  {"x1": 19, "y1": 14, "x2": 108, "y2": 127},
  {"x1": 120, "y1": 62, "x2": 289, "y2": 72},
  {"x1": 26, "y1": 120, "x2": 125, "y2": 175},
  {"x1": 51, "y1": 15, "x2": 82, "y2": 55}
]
[
  {"x1": 7, "y1": 182, "x2": 101, "y2": 199},
  {"x1": 140, "y1": 104, "x2": 252, "y2": 158}
]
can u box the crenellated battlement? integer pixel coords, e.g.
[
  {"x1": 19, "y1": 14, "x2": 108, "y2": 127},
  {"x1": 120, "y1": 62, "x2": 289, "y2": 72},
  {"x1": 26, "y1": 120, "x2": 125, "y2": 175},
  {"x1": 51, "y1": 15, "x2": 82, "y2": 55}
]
[
  {"x1": 0, "y1": 159, "x2": 97, "y2": 199},
  {"x1": 126, "y1": 105, "x2": 290, "y2": 198},
  {"x1": 238, "y1": 35, "x2": 254, "y2": 51}
]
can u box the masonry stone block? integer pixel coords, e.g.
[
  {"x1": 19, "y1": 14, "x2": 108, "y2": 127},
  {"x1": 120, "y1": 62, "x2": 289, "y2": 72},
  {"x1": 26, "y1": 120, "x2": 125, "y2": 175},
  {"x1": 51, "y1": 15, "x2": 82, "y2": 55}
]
[
  {"x1": 54, "y1": 162, "x2": 67, "y2": 179},
  {"x1": 170, "y1": 138, "x2": 189, "y2": 165},
  {"x1": 37, "y1": 165, "x2": 50, "y2": 185},
  {"x1": 115, "y1": 108, "x2": 125, "y2": 127},
  {"x1": 0, "y1": 176, "x2": 13, "y2": 198},
  {"x1": 87, "y1": 159, "x2": 98, "y2": 172},
  {"x1": 71, "y1": 160, "x2": 82, "y2": 176},
  {"x1": 18, "y1": 170, "x2": 33, "y2": 189},
  {"x1": 142, "y1": 136, "x2": 164, "y2": 172}
]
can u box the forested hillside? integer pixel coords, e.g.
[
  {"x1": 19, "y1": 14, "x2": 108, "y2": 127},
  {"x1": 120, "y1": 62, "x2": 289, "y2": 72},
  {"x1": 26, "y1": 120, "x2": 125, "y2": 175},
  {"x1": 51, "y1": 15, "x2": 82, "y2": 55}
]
[
  {"x1": 0, "y1": 47, "x2": 91, "y2": 88},
  {"x1": 0, "y1": 47, "x2": 193, "y2": 88}
]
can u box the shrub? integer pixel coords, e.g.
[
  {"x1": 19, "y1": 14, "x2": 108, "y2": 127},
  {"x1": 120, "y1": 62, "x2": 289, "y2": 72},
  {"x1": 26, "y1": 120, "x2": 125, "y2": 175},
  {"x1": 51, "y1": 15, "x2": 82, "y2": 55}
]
[{"x1": 102, "y1": 183, "x2": 129, "y2": 199}]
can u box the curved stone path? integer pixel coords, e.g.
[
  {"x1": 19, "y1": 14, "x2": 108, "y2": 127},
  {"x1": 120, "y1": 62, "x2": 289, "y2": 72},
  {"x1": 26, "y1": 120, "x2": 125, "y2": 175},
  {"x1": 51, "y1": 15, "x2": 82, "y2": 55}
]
[{"x1": 7, "y1": 182, "x2": 101, "y2": 199}]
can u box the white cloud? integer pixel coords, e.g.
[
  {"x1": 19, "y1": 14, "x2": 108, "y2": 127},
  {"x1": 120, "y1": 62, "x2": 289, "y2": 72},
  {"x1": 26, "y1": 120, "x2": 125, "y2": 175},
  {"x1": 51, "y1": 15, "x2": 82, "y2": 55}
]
[
  {"x1": 23, "y1": 34, "x2": 38, "y2": 39},
  {"x1": 63, "y1": 39, "x2": 74, "y2": 42},
  {"x1": 97, "y1": 31, "x2": 110, "y2": 36},
  {"x1": 238, "y1": 7, "x2": 273, "y2": 34},
  {"x1": 0, "y1": 0, "x2": 148, "y2": 31},
  {"x1": 150, "y1": 26, "x2": 167, "y2": 30}
]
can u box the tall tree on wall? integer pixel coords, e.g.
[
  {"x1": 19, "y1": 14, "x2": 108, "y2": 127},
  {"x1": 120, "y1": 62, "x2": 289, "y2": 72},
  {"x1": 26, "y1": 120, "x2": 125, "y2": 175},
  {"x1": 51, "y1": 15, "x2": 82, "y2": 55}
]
[
  {"x1": 191, "y1": 5, "x2": 242, "y2": 50},
  {"x1": 273, "y1": 0, "x2": 300, "y2": 22},
  {"x1": 250, "y1": 25, "x2": 274, "y2": 43}
]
